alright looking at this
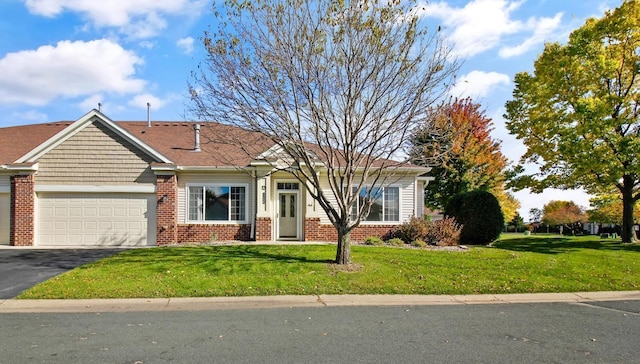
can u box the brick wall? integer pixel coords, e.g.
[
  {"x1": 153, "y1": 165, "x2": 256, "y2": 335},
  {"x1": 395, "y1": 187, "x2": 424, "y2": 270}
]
[
  {"x1": 177, "y1": 224, "x2": 252, "y2": 243},
  {"x1": 10, "y1": 174, "x2": 35, "y2": 246},
  {"x1": 304, "y1": 218, "x2": 396, "y2": 242},
  {"x1": 156, "y1": 174, "x2": 178, "y2": 245},
  {"x1": 255, "y1": 217, "x2": 271, "y2": 241}
]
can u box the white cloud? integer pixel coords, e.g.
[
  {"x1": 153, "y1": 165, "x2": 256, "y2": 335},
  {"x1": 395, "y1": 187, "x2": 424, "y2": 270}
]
[
  {"x1": 10, "y1": 110, "x2": 49, "y2": 123},
  {"x1": 128, "y1": 93, "x2": 166, "y2": 110},
  {"x1": 77, "y1": 94, "x2": 104, "y2": 111},
  {"x1": 139, "y1": 41, "x2": 156, "y2": 50},
  {"x1": 0, "y1": 39, "x2": 146, "y2": 106},
  {"x1": 419, "y1": 0, "x2": 562, "y2": 58},
  {"x1": 23, "y1": 0, "x2": 208, "y2": 39},
  {"x1": 177, "y1": 37, "x2": 195, "y2": 55},
  {"x1": 449, "y1": 70, "x2": 510, "y2": 99},
  {"x1": 499, "y1": 13, "x2": 563, "y2": 58}
]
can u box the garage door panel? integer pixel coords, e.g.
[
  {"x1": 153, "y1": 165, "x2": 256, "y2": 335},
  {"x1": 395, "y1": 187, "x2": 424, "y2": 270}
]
[{"x1": 37, "y1": 193, "x2": 156, "y2": 246}]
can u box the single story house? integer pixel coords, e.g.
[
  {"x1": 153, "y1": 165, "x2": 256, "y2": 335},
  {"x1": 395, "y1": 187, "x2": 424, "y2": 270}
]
[{"x1": 0, "y1": 110, "x2": 431, "y2": 247}]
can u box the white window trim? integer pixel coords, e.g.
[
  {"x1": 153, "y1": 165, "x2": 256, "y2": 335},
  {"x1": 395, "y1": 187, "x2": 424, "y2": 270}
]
[
  {"x1": 186, "y1": 183, "x2": 250, "y2": 224},
  {"x1": 351, "y1": 184, "x2": 402, "y2": 225}
]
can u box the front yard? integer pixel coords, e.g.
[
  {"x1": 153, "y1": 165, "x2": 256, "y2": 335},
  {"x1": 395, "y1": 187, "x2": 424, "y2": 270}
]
[{"x1": 18, "y1": 234, "x2": 640, "y2": 299}]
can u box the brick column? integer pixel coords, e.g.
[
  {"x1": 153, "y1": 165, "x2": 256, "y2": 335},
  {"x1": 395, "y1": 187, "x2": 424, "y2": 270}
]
[
  {"x1": 10, "y1": 174, "x2": 35, "y2": 246},
  {"x1": 304, "y1": 217, "x2": 321, "y2": 241},
  {"x1": 255, "y1": 217, "x2": 272, "y2": 241},
  {"x1": 156, "y1": 174, "x2": 178, "y2": 245}
]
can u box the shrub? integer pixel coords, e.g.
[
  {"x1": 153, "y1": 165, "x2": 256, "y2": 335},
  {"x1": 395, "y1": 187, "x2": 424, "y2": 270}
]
[
  {"x1": 363, "y1": 236, "x2": 384, "y2": 246},
  {"x1": 426, "y1": 217, "x2": 462, "y2": 246},
  {"x1": 394, "y1": 216, "x2": 429, "y2": 243},
  {"x1": 444, "y1": 190, "x2": 503, "y2": 245},
  {"x1": 412, "y1": 239, "x2": 427, "y2": 248},
  {"x1": 386, "y1": 237, "x2": 405, "y2": 247}
]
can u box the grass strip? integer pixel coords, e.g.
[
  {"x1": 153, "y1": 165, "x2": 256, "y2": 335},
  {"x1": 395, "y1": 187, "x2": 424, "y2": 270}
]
[{"x1": 18, "y1": 234, "x2": 640, "y2": 299}]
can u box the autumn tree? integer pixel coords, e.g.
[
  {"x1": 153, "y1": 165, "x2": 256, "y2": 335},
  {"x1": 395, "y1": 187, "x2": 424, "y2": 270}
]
[
  {"x1": 542, "y1": 200, "x2": 587, "y2": 235},
  {"x1": 410, "y1": 97, "x2": 518, "y2": 221},
  {"x1": 529, "y1": 207, "x2": 543, "y2": 233},
  {"x1": 588, "y1": 194, "x2": 639, "y2": 225},
  {"x1": 505, "y1": 0, "x2": 640, "y2": 243},
  {"x1": 509, "y1": 213, "x2": 525, "y2": 232},
  {"x1": 189, "y1": 0, "x2": 458, "y2": 264}
]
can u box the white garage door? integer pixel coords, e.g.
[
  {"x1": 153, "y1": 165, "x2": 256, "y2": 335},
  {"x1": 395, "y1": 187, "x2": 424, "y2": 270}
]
[
  {"x1": 37, "y1": 193, "x2": 156, "y2": 247},
  {"x1": 0, "y1": 194, "x2": 9, "y2": 245}
]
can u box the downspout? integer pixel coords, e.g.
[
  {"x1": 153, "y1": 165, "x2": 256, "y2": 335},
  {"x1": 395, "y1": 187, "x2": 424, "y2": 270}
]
[{"x1": 251, "y1": 169, "x2": 257, "y2": 240}]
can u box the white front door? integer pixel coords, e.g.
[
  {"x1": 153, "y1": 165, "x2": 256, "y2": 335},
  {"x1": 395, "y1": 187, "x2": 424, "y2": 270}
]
[{"x1": 278, "y1": 192, "x2": 298, "y2": 239}]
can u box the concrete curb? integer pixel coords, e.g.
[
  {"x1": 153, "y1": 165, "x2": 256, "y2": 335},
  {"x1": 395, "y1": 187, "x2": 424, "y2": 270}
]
[{"x1": 1, "y1": 291, "x2": 639, "y2": 313}]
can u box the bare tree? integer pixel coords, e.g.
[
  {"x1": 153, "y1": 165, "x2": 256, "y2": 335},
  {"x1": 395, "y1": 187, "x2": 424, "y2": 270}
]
[{"x1": 189, "y1": 0, "x2": 459, "y2": 264}]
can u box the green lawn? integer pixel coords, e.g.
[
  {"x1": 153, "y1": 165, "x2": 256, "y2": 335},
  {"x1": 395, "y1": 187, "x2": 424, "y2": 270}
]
[{"x1": 18, "y1": 234, "x2": 640, "y2": 299}]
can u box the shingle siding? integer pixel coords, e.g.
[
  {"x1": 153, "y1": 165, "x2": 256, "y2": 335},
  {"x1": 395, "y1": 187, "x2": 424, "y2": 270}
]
[{"x1": 35, "y1": 122, "x2": 156, "y2": 185}]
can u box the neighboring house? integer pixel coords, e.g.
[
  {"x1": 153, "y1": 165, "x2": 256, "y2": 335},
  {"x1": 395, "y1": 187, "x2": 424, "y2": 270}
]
[{"x1": 0, "y1": 110, "x2": 431, "y2": 247}]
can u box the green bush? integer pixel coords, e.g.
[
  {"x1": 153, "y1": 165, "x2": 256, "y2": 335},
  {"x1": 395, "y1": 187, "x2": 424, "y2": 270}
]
[
  {"x1": 386, "y1": 237, "x2": 405, "y2": 247},
  {"x1": 412, "y1": 239, "x2": 427, "y2": 248},
  {"x1": 426, "y1": 217, "x2": 462, "y2": 246},
  {"x1": 363, "y1": 236, "x2": 385, "y2": 246},
  {"x1": 394, "y1": 216, "x2": 429, "y2": 243},
  {"x1": 444, "y1": 190, "x2": 503, "y2": 245}
]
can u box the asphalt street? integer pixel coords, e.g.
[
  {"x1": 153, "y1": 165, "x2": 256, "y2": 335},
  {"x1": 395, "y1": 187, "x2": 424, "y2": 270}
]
[
  {"x1": 1, "y1": 300, "x2": 639, "y2": 363},
  {"x1": 0, "y1": 249, "x2": 127, "y2": 299}
]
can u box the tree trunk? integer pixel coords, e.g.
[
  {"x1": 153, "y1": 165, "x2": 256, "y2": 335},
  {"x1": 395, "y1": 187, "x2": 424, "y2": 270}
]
[
  {"x1": 620, "y1": 178, "x2": 637, "y2": 243},
  {"x1": 335, "y1": 227, "x2": 351, "y2": 265}
]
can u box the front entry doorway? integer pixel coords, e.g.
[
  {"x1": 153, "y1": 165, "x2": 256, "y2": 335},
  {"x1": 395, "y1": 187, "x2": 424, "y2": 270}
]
[{"x1": 276, "y1": 182, "x2": 301, "y2": 240}]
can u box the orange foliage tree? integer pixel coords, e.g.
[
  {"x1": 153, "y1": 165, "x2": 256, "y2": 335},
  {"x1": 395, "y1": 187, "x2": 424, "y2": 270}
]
[
  {"x1": 542, "y1": 200, "x2": 587, "y2": 235},
  {"x1": 410, "y1": 97, "x2": 517, "y2": 221}
]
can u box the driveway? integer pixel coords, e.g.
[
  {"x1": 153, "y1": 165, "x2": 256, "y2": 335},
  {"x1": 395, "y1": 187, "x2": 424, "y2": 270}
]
[{"x1": 0, "y1": 249, "x2": 127, "y2": 299}]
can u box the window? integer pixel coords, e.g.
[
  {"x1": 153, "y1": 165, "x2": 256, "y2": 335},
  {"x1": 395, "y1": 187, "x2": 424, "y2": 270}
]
[
  {"x1": 277, "y1": 182, "x2": 299, "y2": 190},
  {"x1": 350, "y1": 186, "x2": 400, "y2": 222},
  {"x1": 188, "y1": 185, "x2": 247, "y2": 222}
]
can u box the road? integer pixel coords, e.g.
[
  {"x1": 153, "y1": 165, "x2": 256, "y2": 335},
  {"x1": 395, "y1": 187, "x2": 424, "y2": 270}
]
[{"x1": 1, "y1": 300, "x2": 639, "y2": 363}]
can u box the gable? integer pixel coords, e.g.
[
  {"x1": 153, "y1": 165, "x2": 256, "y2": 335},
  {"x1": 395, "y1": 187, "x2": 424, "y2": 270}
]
[{"x1": 35, "y1": 121, "x2": 157, "y2": 185}]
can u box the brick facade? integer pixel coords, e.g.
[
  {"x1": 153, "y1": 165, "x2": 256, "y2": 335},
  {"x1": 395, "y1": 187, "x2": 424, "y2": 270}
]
[
  {"x1": 255, "y1": 217, "x2": 272, "y2": 241},
  {"x1": 156, "y1": 174, "x2": 178, "y2": 245},
  {"x1": 10, "y1": 174, "x2": 35, "y2": 246},
  {"x1": 177, "y1": 224, "x2": 252, "y2": 242},
  {"x1": 304, "y1": 218, "x2": 396, "y2": 242}
]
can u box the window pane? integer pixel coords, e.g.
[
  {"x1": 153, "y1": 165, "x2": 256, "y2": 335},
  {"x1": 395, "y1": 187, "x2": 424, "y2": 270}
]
[
  {"x1": 277, "y1": 182, "x2": 299, "y2": 190},
  {"x1": 384, "y1": 187, "x2": 399, "y2": 221},
  {"x1": 188, "y1": 186, "x2": 203, "y2": 220},
  {"x1": 348, "y1": 186, "x2": 358, "y2": 221},
  {"x1": 365, "y1": 187, "x2": 383, "y2": 221},
  {"x1": 290, "y1": 195, "x2": 295, "y2": 218},
  {"x1": 205, "y1": 186, "x2": 229, "y2": 220},
  {"x1": 280, "y1": 194, "x2": 287, "y2": 217},
  {"x1": 230, "y1": 186, "x2": 246, "y2": 221}
]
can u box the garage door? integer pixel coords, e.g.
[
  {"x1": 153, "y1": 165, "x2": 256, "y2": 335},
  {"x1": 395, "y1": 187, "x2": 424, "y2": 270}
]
[
  {"x1": 37, "y1": 193, "x2": 156, "y2": 246},
  {"x1": 0, "y1": 194, "x2": 9, "y2": 245}
]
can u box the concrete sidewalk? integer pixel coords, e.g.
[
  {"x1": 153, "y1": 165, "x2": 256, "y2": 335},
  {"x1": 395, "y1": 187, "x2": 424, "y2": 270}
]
[{"x1": 1, "y1": 291, "x2": 640, "y2": 313}]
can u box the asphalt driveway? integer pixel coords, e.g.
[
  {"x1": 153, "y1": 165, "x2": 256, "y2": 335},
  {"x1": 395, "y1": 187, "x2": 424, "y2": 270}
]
[{"x1": 0, "y1": 249, "x2": 127, "y2": 299}]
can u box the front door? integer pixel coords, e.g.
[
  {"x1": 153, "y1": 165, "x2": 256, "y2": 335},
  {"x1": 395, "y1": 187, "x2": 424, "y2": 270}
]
[{"x1": 278, "y1": 192, "x2": 298, "y2": 239}]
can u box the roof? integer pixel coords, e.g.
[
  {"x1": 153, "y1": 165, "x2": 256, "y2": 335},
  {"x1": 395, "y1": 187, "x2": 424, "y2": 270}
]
[
  {"x1": 1, "y1": 113, "x2": 429, "y2": 173},
  {"x1": 118, "y1": 122, "x2": 273, "y2": 167},
  {"x1": 0, "y1": 119, "x2": 274, "y2": 167},
  {"x1": 0, "y1": 122, "x2": 71, "y2": 165}
]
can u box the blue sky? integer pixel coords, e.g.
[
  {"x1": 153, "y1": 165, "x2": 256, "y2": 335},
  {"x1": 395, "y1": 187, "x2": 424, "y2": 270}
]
[{"x1": 0, "y1": 0, "x2": 623, "y2": 218}]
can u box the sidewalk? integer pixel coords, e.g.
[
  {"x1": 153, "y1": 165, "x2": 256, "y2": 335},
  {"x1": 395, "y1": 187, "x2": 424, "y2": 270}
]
[{"x1": 2, "y1": 291, "x2": 639, "y2": 313}]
